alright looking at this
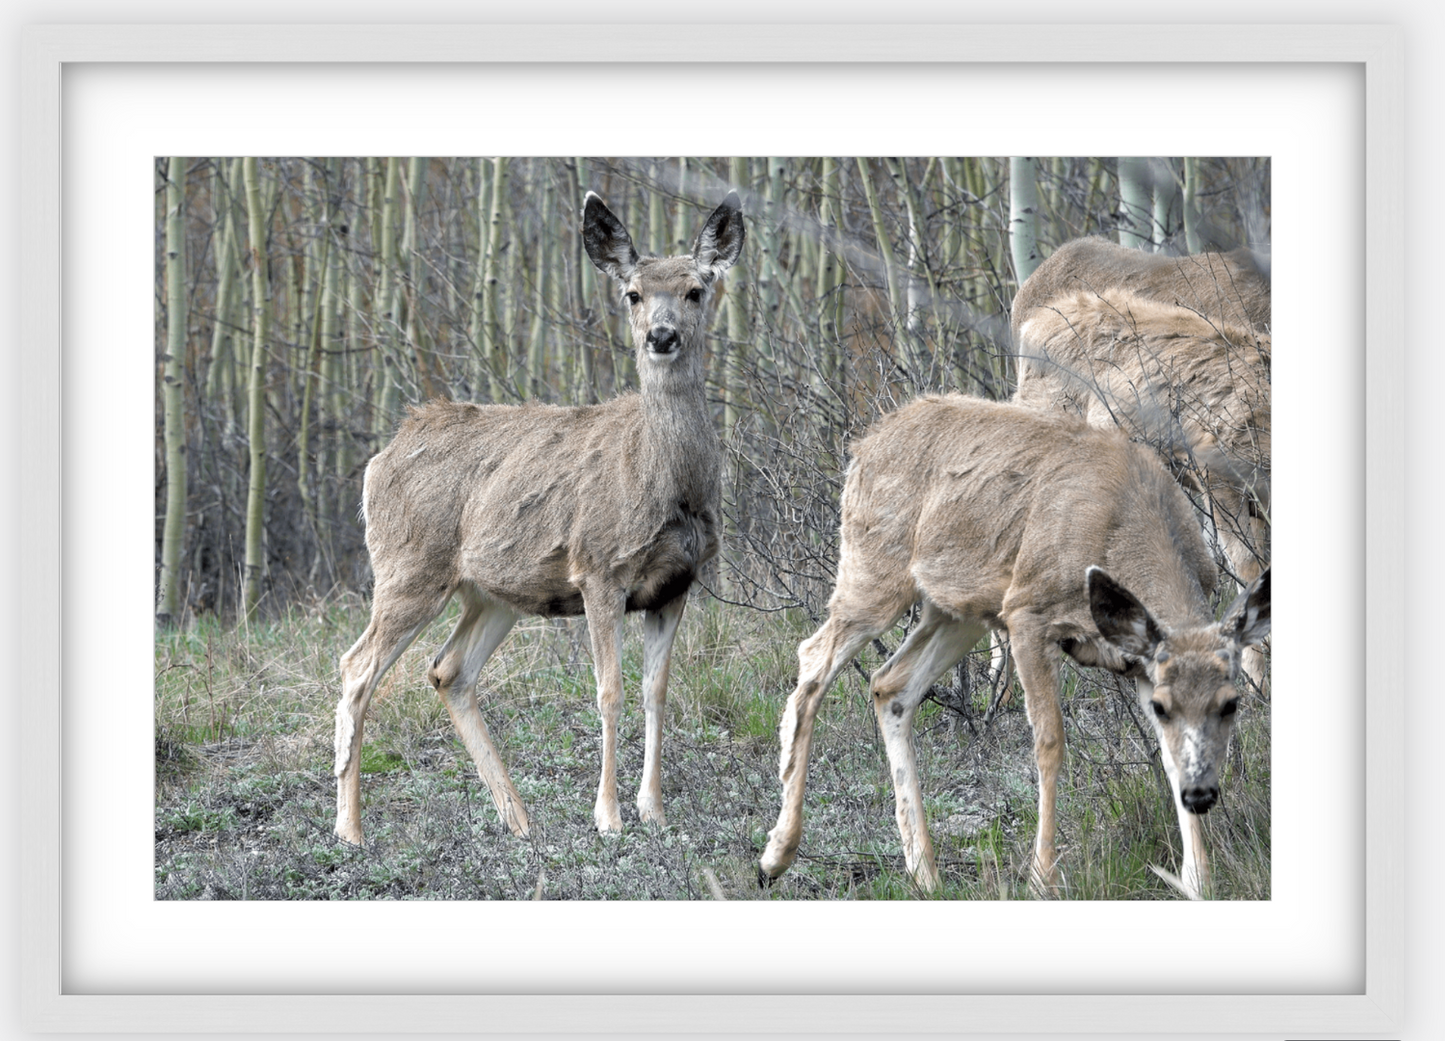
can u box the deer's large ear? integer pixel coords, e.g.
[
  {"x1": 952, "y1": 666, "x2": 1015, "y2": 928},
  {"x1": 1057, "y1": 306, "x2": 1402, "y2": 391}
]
[
  {"x1": 1087, "y1": 566, "x2": 1164, "y2": 660},
  {"x1": 1223, "y1": 566, "x2": 1271, "y2": 649},
  {"x1": 582, "y1": 191, "x2": 639, "y2": 282},
  {"x1": 692, "y1": 191, "x2": 746, "y2": 273}
]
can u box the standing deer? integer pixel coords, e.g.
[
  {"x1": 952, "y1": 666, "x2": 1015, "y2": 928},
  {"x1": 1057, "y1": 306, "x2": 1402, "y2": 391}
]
[
  {"x1": 333, "y1": 191, "x2": 745, "y2": 846},
  {"x1": 758, "y1": 395, "x2": 1270, "y2": 899},
  {"x1": 1011, "y1": 238, "x2": 1271, "y2": 690}
]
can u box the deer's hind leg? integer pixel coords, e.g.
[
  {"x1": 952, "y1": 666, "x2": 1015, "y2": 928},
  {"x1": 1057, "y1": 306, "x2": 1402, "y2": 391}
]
[
  {"x1": 760, "y1": 581, "x2": 914, "y2": 881},
  {"x1": 426, "y1": 585, "x2": 527, "y2": 837},
  {"x1": 636, "y1": 590, "x2": 688, "y2": 826},
  {"x1": 334, "y1": 580, "x2": 450, "y2": 845},
  {"x1": 869, "y1": 601, "x2": 987, "y2": 891}
]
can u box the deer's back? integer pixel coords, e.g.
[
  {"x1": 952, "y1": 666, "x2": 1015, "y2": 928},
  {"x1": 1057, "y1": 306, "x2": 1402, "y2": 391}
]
[
  {"x1": 1011, "y1": 237, "x2": 1271, "y2": 343},
  {"x1": 1015, "y1": 288, "x2": 1271, "y2": 502},
  {"x1": 361, "y1": 397, "x2": 720, "y2": 616},
  {"x1": 838, "y1": 395, "x2": 1215, "y2": 638}
]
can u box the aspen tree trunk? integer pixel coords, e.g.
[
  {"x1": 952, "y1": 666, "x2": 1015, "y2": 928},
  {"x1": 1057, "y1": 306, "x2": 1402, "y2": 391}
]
[
  {"x1": 403, "y1": 155, "x2": 441, "y2": 399},
  {"x1": 204, "y1": 158, "x2": 242, "y2": 425},
  {"x1": 723, "y1": 156, "x2": 750, "y2": 440},
  {"x1": 241, "y1": 156, "x2": 270, "y2": 623},
  {"x1": 938, "y1": 156, "x2": 970, "y2": 387},
  {"x1": 671, "y1": 157, "x2": 689, "y2": 252},
  {"x1": 339, "y1": 157, "x2": 367, "y2": 475},
  {"x1": 887, "y1": 157, "x2": 939, "y2": 381},
  {"x1": 815, "y1": 156, "x2": 847, "y2": 396},
  {"x1": 157, "y1": 156, "x2": 189, "y2": 625},
  {"x1": 649, "y1": 161, "x2": 666, "y2": 256},
  {"x1": 758, "y1": 156, "x2": 785, "y2": 327},
  {"x1": 855, "y1": 157, "x2": 903, "y2": 350},
  {"x1": 526, "y1": 164, "x2": 553, "y2": 397},
  {"x1": 548, "y1": 172, "x2": 568, "y2": 398},
  {"x1": 480, "y1": 157, "x2": 508, "y2": 400},
  {"x1": 1152, "y1": 157, "x2": 1179, "y2": 250},
  {"x1": 570, "y1": 157, "x2": 597, "y2": 404},
  {"x1": 1009, "y1": 156, "x2": 1042, "y2": 284},
  {"x1": 1182, "y1": 156, "x2": 1202, "y2": 253},
  {"x1": 374, "y1": 157, "x2": 403, "y2": 428},
  {"x1": 469, "y1": 156, "x2": 492, "y2": 394},
  {"x1": 1117, "y1": 156, "x2": 1151, "y2": 249},
  {"x1": 297, "y1": 170, "x2": 334, "y2": 564},
  {"x1": 316, "y1": 161, "x2": 342, "y2": 572}
]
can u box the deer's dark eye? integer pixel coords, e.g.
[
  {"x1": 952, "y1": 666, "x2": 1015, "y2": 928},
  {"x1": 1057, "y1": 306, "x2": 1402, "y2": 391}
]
[
  {"x1": 626, "y1": 292, "x2": 641, "y2": 306},
  {"x1": 1220, "y1": 698, "x2": 1239, "y2": 718},
  {"x1": 686, "y1": 287, "x2": 703, "y2": 303},
  {"x1": 1150, "y1": 700, "x2": 1170, "y2": 721}
]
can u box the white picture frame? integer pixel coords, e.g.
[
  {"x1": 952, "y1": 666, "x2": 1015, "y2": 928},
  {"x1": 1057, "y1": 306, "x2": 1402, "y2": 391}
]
[{"x1": 18, "y1": 21, "x2": 1404, "y2": 1036}]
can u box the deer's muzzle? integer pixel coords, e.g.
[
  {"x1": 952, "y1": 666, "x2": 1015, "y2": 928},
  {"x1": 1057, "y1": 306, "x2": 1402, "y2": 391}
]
[
  {"x1": 1181, "y1": 784, "x2": 1218, "y2": 814},
  {"x1": 647, "y1": 325, "x2": 679, "y2": 354}
]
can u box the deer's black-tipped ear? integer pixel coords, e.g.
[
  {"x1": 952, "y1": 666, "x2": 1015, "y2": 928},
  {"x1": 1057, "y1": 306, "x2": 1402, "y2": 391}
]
[
  {"x1": 1087, "y1": 566, "x2": 1164, "y2": 660},
  {"x1": 1224, "y1": 566, "x2": 1271, "y2": 649},
  {"x1": 582, "y1": 191, "x2": 639, "y2": 281},
  {"x1": 692, "y1": 191, "x2": 746, "y2": 272}
]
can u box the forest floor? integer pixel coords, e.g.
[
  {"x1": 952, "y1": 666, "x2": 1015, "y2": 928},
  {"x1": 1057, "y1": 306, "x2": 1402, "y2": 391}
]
[{"x1": 153, "y1": 593, "x2": 1271, "y2": 901}]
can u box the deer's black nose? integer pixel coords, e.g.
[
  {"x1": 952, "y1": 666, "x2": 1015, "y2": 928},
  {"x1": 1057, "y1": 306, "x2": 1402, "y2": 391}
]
[
  {"x1": 647, "y1": 325, "x2": 678, "y2": 353},
  {"x1": 1181, "y1": 785, "x2": 1218, "y2": 814}
]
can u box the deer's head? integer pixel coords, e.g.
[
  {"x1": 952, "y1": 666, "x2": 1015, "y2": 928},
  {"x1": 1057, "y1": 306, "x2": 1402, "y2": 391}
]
[
  {"x1": 582, "y1": 191, "x2": 745, "y2": 385},
  {"x1": 1088, "y1": 566, "x2": 1271, "y2": 814}
]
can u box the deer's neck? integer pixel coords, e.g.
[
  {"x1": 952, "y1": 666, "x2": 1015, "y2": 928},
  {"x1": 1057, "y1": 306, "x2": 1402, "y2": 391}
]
[{"x1": 638, "y1": 370, "x2": 719, "y2": 504}]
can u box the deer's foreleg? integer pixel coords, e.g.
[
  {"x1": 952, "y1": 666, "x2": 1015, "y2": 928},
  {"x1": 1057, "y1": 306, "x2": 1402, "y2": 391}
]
[
  {"x1": 583, "y1": 588, "x2": 627, "y2": 833},
  {"x1": 637, "y1": 590, "x2": 687, "y2": 826},
  {"x1": 1009, "y1": 623, "x2": 1065, "y2": 895}
]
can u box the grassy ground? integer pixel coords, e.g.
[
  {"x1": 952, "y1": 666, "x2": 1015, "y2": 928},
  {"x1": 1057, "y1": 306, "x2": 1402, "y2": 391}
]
[{"x1": 154, "y1": 593, "x2": 1270, "y2": 901}]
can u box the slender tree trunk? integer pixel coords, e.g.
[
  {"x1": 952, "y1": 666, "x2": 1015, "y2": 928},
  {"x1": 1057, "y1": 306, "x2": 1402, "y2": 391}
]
[
  {"x1": 527, "y1": 164, "x2": 554, "y2": 398},
  {"x1": 569, "y1": 157, "x2": 598, "y2": 404},
  {"x1": 1182, "y1": 156, "x2": 1202, "y2": 253},
  {"x1": 815, "y1": 156, "x2": 847, "y2": 396},
  {"x1": 204, "y1": 158, "x2": 242, "y2": 429},
  {"x1": 1117, "y1": 156, "x2": 1152, "y2": 249},
  {"x1": 297, "y1": 171, "x2": 334, "y2": 567},
  {"x1": 241, "y1": 156, "x2": 270, "y2": 623},
  {"x1": 374, "y1": 156, "x2": 403, "y2": 429},
  {"x1": 1152, "y1": 157, "x2": 1179, "y2": 250},
  {"x1": 157, "y1": 156, "x2": 189, "y2": 626},
  {"x1": 671, "y1": 157, "x2": 689, "y2": 252},
  {"x1": 480, "y1": 157, "x2": 508, "y2": 400},
  {"x1": 649, "y1": 160, "x2": 666, "y2": 256},
  {"x1": 855, "y1": 157, "x2": 903, "y2": 365},
  {"x1": 1009, "y1": 156, "x2": 1042, "y2": 284},
  {"x1": 403, "y1": 155, "x2": 442, "y2": 399},
  {"x1": 469, "y1": 156, "x2": 492, "y2": 395},
  {"x1": 723, "y1": 156, "x2": 750, "y2": 440}
]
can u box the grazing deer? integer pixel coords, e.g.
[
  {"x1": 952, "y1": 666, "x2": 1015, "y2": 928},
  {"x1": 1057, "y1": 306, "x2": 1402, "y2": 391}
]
[
  {"x1": 333, "y1": 191, "x2": 745, "y2": 845},
  {"x1": 758, "y1": 395, "x2": 1270, "y2": 899},
  {"x1": 1011, "y1": 239, "x2": 1271, "y2": 689}
]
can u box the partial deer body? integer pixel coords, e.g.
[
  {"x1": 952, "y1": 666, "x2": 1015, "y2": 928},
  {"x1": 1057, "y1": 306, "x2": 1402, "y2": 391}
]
[
  {"x1": 1009, "y1": 236, "x2": 1271, "y2": 343},
  {"x1": 758, "y1": 395, "x2": 1270, "y2": 898},
  {"x1": 334, "y1": 191, "x2": 744, "y2": 845},
  {"x1": 1012, "y1": 238, "x2": 1271, "y2": 689}
]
